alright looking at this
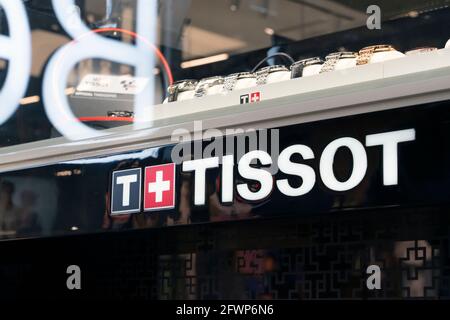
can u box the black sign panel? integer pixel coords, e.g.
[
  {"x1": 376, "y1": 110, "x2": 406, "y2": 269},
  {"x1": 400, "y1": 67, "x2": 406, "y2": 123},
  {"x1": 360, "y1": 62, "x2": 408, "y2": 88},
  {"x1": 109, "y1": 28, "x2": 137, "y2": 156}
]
[{"x1": 0, "y1": 100, "x2": 449, "y2": 239}]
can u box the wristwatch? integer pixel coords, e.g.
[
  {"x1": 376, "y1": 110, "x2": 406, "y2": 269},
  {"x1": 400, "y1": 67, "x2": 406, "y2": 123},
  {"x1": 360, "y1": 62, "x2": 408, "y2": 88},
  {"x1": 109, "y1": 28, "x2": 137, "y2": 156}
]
[
  {"x1": 356, "y1": 44, "x2": 396, "y2": 65},
  {"x1": 320, "y1": 51, "x2": 357, "y2": 73},
  {"x1": 290, "y1": 57, "x2": 323, "y2": 78},
  {"x1": 224, "y1": 73, "x2": 239, "y2": 92},
  {"x1": 255, "y1": 65, "x2": 289, "y2": 85},
  {"x1": 167, "y1": 79, "x2": 198, "y2": 102},
  {"x1": 194, "y1": 76, "x2": 224, "y2": 98},
  {"x1": 405, "y1": 47, "x2": 437, "y2": 55},
  {"x1": 224, "y1": 72, "x2": 255, "y2": 91}
]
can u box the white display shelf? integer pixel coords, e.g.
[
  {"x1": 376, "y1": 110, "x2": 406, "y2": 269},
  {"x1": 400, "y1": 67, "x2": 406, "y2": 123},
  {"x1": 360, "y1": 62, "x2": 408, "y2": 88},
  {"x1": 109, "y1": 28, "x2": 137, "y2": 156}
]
[
  {"x1": 1, "y1": 48, "x2": 450, "y2": 172},
  {"x1": 151, "y1": 48, "x2": 450, "y2": 122}
]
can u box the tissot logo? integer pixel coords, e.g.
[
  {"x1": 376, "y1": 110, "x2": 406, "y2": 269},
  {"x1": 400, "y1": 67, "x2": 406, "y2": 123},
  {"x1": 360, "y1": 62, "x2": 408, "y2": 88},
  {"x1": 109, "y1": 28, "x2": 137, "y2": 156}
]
[
  {"x1": 144, "y1": 164, "x2": 176, "y2": 211},
  {"x1": 240, "y1": 92, "x2": 261, "y2": 104},
  {"x1": 110, "y1": 128, "x2": 416, "y2": 215},
  {"x1": 111, "y1": 164, "x2": 176, "y2": 215}
]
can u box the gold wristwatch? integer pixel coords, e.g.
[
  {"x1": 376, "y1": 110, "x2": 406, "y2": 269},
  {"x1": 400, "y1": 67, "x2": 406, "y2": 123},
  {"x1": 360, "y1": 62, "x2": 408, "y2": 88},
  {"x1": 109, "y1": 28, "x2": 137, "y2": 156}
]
[{"x1": 356, "y1": 44, "x2": 396, "y2": 65}]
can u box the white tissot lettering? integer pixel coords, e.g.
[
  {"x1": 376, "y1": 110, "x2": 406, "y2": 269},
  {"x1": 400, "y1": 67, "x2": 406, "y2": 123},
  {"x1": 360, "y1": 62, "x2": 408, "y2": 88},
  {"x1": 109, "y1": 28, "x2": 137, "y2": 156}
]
[
  {"x1": 183, "y1": 157, "x2": 219, "y2": 205},
  {"x1": 366, "y1": 129, "x2": 416, "y2": 185},
  {"x1": 237, "y1": 151, "x2": 273, "y2": 201},
  {"x1": 320, "y1": 137, "x2": 368, "y2": 191},
  {"x1": 277, "y1": 145, "x2": 316, "y2": 196}
]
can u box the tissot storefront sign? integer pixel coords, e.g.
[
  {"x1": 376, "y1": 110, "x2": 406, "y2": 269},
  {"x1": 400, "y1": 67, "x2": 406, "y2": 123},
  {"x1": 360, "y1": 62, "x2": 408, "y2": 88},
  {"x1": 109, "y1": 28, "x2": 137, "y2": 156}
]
[
  {"x1": 104, "y1": 100, "x2": 450, "y2": 223},
  {"x1": 111, "y1": 127, "x2": 416, "y2": 215},
  {"x1": 0, "y1": 100, "x2": 448, "y2": 237}
]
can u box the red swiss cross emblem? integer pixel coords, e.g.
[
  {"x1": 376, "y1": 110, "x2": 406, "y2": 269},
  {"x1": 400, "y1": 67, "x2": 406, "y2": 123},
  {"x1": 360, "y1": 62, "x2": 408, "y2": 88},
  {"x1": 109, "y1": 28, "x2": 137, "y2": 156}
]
[
  {"x1": 144, "y1": 163, "x2": 176, "y2": 211},
  {"x1": 250, "y1": 92, "x2": 261, "y2": 102}
]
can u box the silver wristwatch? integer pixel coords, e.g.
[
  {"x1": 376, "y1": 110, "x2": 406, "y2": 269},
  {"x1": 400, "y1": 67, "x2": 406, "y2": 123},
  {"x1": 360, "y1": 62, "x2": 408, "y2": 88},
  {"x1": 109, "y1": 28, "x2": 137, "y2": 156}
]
[
  {"x1": 290, "y1": 57, "x2": 323, "y2": 78},
  {"x1": 319, "y1": 51, "x2": 357, "y2": 73},
  {"x1": 255, "y1": 65, "x2": 289, "y2": 86},
  {"x1": 224, "y1": 73, "x2": 239, "y2": 92},
  {"x1": 194, "y1": 76, "x2": 224, "y2": 98},
  {"x1": 167, "y1": 79, "x2": 198, "y2": 102},
  {"x1": 224, "y1": 72, "x2": 255, "y2": 92}
]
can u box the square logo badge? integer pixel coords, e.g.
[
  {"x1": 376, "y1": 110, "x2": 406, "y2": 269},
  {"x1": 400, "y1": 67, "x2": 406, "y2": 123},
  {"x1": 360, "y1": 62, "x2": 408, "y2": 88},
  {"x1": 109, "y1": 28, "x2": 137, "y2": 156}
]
[
  {"x1": 250, "y1": 92, "x2": 261, "y2": 102},
  {"x1": 240, "y1": 94, "x2": 250, "y2": 104},
  {"x1": 144, "y1": 163, "x2": 176, "y2": 211},
  {"x1": 111, "y1": 168, "x2": 141, "y2": 215}
]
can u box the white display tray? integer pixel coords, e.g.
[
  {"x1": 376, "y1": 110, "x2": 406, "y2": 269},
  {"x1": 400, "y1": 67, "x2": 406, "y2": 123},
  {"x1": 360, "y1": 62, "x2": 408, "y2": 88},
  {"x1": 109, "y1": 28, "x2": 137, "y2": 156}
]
[{"x1": 152, "y1": 48, "x2": 450, "y2": 121}]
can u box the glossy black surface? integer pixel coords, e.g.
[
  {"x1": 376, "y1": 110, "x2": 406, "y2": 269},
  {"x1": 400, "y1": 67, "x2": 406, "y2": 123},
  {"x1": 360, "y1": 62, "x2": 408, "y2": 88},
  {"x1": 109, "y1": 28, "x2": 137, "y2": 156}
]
[
  {"x1": 1, "y1": 100, "x2": 450, "y2": 240},
  {"x1": 1, "y1": 101, "x2": 450, "y2": 299},
  {"x1": 0, "y1": 205, "x2": 448, "y2": 299}
]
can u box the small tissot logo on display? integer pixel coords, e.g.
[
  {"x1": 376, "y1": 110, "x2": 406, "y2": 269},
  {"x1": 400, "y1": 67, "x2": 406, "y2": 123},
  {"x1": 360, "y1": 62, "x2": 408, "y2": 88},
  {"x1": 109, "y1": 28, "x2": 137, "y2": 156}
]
[
  {"x1": 111, "y1": 168, "x2": 141, "y2": 215},
  {"x1": 240, "y1": 94, "x2": 249, "y2": 104},
  {"x1": 144, "y1": 163, "x2": 176, "y2": 211},
  {"x1": 240, "y1": 92, "x2": 261, "y2": 104}
]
